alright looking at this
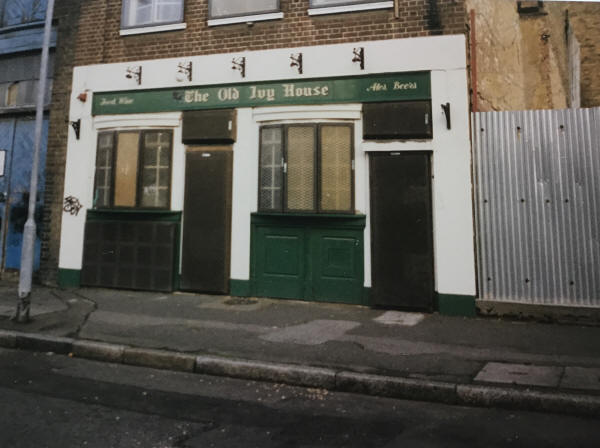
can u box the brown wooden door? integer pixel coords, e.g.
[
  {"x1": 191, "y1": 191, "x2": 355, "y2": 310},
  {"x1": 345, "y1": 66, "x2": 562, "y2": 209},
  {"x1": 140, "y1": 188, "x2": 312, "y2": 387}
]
[
  {"x1": 180, "y1": 148, "x2": 232, "y2": 293},
  {"x1": 369, "y1": 151, "x2": 434, "y2": 309}
]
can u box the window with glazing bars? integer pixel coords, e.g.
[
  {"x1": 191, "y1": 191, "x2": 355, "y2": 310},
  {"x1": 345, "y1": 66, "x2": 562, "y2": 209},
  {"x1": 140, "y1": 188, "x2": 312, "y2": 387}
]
[
  {"x1": 121, "y1": 0, "x2": 184, "y2": 28},
  {"x1": 209, "y1": 0, "x2": 279, "y2": 19},
  {"x1": 94, "y1": 130, "x2": 172, "y2": 209},
  {"x1": 259, "y1": 124, "x2": 354, "y2": 213},
  {"x1": 309, "y1": 0, "x2": 383, "y2": 8},
  {"x1": 0, "y1": 0, "x2": 47, "y2": 28}
]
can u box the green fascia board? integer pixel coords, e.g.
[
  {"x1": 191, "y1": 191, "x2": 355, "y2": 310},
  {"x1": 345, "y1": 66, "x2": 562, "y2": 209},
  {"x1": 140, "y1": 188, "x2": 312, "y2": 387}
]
[
  {"x1": 86, "y1": 209, "x2": 182, "y2": 222},
  {"x1": 251, "y1": 212, "x2": 366, "y2": 229},
  {"x1": 93, "y1": 72, "x2": 431, "y2": 115},
  {"x1": 58, "y1": 269, "x2": 81, "y2": 288},
  {"x1": 437, "y1": 293, "x2": 477, "y2": 317}
]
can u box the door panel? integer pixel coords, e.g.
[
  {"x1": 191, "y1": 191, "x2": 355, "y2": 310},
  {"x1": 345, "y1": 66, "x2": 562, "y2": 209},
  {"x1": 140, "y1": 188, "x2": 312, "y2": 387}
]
[
  {"x1": 311, "y1": 230, "x2": 363, "y2": 302},
  {"x1": 254, "y1": 226, "x2": 305, "y2": 299},
  {"x1": 369, "y1": 152, "x2": 434, "y2": 309},
  {"x1": 180, "y1": 149, "x2": 232, "y2": 293}
]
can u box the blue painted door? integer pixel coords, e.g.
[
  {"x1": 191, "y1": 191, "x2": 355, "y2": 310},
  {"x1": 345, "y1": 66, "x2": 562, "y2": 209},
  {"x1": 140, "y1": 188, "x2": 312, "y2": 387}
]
[{"x1": 0, "y1": 116, "x2": 47, "y2": 271}]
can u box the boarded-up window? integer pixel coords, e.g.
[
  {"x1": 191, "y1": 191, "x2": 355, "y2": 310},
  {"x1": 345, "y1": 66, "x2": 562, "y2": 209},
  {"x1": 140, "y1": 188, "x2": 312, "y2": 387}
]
[
  {"x1": 258, "y1": 123, "x2": 353, "y2": 214},
  {"x1": 94, "y1": 130, "x2": 172, "y2": 209},
  {"x1": 114, "y1": 133, "x2": 140, "y2": 207},
  {"x1": 320, "y1": 125, "x2": 352, "y2": 212},
  {"x1": 286, "y1": 126, "x2": 316, "y2": 212}
]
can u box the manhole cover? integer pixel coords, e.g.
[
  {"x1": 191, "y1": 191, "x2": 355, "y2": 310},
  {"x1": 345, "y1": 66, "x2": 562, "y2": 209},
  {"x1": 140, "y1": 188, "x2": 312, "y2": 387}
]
[{"x1": 224, "y1": 297, "x2": 258, "y2": 306}]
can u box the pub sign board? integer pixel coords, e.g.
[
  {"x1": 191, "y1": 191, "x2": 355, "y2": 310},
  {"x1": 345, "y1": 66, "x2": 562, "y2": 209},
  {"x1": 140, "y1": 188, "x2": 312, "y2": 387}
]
[{"x1": 92, "y1": 72, "x2": 431, "y2": 115}]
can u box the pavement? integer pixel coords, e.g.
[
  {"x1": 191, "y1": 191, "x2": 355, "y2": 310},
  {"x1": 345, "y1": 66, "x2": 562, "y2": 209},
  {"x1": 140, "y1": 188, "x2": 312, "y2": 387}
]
[{"x1": 0, "y1": 282, "x2": 599, "y2": 417}]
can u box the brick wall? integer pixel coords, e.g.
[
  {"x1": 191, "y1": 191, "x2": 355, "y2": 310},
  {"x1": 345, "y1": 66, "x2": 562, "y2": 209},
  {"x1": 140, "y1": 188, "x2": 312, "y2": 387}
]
[
  {"x1": 568, "y1": 4, "x2": 600, "y2": 108},
  {"x1": 38, "y1": 0, "x2": 83, "y2": 285},
  {"x1": 40, "y1": 0, "x2": 467, "y2": 284},
  {"x1": 73, "y1": 0, "x2": 466, "y2": 66}
]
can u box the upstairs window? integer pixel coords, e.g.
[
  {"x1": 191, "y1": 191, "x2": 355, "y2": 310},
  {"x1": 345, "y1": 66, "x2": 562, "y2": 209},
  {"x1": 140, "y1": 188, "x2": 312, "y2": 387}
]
[
  {"x1": 209, "y1": 0, "x2": 279, "y2": 19},
  {"x1": 0, "y1": 0, "x2": 47, "y2": 28},
  {"x1": 310, "y1": 0, "x2": 385, "y2": 8},
  {"x1": 121, "y1": 0, "x2": 184, "y2": 29},
  {"x1": 259, "y1": 124, "x2": 354, "y2": 214},
  {"x1": 94, "y1": 130, "x2": 172, "y2": 209}
]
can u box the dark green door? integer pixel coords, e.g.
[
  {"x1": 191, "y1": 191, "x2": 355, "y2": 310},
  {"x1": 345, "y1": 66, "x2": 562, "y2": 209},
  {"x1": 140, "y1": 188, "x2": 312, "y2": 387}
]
[
  {"x1": 369, "y1": 151, "x2": 434, "y2": 309},
  {"x1": 180, "y1": 148, "x2": 232, "y2": 293}
]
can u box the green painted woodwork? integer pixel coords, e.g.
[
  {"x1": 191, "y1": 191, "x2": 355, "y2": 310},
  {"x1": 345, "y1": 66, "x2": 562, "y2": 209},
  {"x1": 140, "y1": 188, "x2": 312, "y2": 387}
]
[
  {"x1": 84, "y1": 209, "x2": 182, "y2": 291},
  {"x1": 255, "y1": 226, "x2": 306, "y2": 299},
  {"x1": 93, "y1": 72, "x2": 431, "y2": 115},
  {"x1": 87, "y1": 209, "x2": 182, "y2": 222},
  {"x1": 58, "y1": 268, "x2": 81, "y2": 288},
  {"x1": 250, "y1": 213, "x2": 366, "y2": 304},
  {"x1": 311, "y1": 231, "x2": 363, "y2": 303},
  {"x1": 437, "y1": 293, "x2": 477, "y2": 317},
  {"x1": 230, "y1": 279, "x2": 251, "y2": 297}
]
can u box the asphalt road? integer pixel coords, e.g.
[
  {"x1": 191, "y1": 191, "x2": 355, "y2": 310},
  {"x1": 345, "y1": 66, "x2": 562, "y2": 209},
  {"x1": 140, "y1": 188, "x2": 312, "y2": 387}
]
[{"x1": 0, "y1": 348, "x2": 599, "y2": 448}]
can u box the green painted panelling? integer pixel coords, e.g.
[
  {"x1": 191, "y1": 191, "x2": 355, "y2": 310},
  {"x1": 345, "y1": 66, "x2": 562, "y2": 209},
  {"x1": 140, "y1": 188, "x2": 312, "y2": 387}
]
[
  {"x1": 251, "y1": 213, "x2": 366, "y2": 229},
  {"x1": 93, "y1": 72, "x2": 431, "y2": 115},
  {"x1": 87, "y1": 209, "x2": 182, "y2": 222},
  {"x1": 58, "y1": 269, "x2": 81, "y2": 288},
  {"x1": 437, "y1": 293, "x2": 476, "y2": 317},
  {"x1": 250, "y1": 214, "x2": 366, "y2": 304},
  {"x1": 363, "y1": 287, "x2": 371, "y2": 305},
  {"x1": 230, "y1": 279, "x2": 252, "y2": 297}
]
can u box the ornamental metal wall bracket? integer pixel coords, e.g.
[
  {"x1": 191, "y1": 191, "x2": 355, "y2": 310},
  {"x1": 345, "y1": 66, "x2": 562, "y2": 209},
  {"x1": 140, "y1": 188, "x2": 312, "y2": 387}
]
[
  {"x1": 441, "y1": 102, "x2": 451, "y2": 130},
  {"x1": 290, "y1": 53, "x2": 303, "y2": 74},
  {"x1": 126, "y1": 65, "x2": 142, "y2": 85},
  {"x1": 231, "y1": 57, "x2": 246, "y2": 78},
  {"x1": 177, "y1": 61, "x2": 192, "y2": 82},
  {"x1": 352, "y1": 47, "x2": 364, "y2": 70},
  {"x1": 69, "y1": 118, "x2": 81, "y2": 140}
]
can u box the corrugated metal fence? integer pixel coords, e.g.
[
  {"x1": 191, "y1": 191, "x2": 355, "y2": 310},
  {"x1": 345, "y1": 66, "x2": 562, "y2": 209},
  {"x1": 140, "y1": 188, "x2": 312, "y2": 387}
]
[{"x1": 472, "y1": 108, "x2": 600, "y2": 307}]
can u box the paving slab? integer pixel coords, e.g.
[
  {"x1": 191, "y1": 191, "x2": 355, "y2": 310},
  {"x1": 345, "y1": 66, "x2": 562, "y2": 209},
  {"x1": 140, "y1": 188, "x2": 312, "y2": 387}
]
[
  {"x1": 474, "y1": 362, "x2": 563, "y2": 387},
  {"x1": 260, "y1": 319, "x2": 360, "y2": 345},
  {"x1": 373, "y1": 311, "x2": 425, "y2": 326},
  {"x1": 561, "y1": 367, "x2": 600, "y2": 391}
]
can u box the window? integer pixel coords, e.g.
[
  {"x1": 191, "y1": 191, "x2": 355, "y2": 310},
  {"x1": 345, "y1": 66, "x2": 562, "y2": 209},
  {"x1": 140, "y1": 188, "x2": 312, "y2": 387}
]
[
  {"x1": 0, "y1": 53, "x2": 54, "y2": 109},
  {"x1": 209, "y1": 0, "x2": 279, "y2": 19},
  {"x1": 308, "y1": 0, "x2": 393, "y2": 15},
  {"x1": 309, "y1": 0, "x2": 385, "y2": 8},
  {"x1": 0, "y1": 0, "x2": 47, "y2": 28},
  {"x1": 259, "y1": 124, "x2": 354, "y2": 214},
  {"x1": 94, "y1": 130, "x2": 172, "y2": 209},
  {"x1": 121, "y1": 0, "x2": 183, "y2": 29}
]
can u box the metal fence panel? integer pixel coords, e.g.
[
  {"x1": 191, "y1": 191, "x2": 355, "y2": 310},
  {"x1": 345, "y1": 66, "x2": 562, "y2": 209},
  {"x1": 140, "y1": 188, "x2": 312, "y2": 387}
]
[{"x1": 473, "y1": 108, "x2": 600, "y2": 307}]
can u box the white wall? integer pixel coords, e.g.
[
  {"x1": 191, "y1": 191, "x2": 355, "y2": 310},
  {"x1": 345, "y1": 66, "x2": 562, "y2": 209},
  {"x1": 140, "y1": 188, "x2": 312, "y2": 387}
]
[{"x1": 59, "y1": 35, "x2": 476, "y2": 297}]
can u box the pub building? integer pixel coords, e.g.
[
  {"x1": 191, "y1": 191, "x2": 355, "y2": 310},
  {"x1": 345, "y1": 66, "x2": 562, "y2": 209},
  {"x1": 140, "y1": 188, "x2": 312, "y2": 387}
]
[{"x1": 58, "y1": 36, "x2": 476, "y2": 315}]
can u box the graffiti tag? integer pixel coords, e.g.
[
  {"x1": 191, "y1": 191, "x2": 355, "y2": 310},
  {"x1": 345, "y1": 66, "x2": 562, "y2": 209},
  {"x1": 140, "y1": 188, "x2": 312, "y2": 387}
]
[{"x1": 63, "y1": 196, "x2": 83, "y2": 216}]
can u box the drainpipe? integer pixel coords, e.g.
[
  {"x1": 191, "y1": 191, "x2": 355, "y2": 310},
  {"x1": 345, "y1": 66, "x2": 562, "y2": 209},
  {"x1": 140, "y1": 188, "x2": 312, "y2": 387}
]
[
  {"x1": 13, "y1": 0, "x2": 55, "y2": 323},
  {"x1": 470, "y1": 9, "x2": 478, "y2": 112}
]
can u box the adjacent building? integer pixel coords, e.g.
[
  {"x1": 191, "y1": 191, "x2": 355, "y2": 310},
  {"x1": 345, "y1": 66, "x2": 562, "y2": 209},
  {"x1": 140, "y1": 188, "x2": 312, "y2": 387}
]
[{"x1": 0, "y1": 0, "x2": 53, "y2": 274}]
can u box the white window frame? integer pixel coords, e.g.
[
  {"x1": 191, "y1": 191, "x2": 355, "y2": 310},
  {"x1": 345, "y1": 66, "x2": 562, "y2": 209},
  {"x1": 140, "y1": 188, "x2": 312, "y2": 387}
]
[
  {"x1": 308, "y1": 0, "x2": 393, "y2": 16},
  {"x1": 121, "y1": 0, "x2": 184, "y2": 31}
]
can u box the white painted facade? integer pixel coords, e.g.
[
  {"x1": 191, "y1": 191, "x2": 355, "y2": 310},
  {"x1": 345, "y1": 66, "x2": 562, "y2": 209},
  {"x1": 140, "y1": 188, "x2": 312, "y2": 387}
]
[{"x1": 59, "y1": 35, "x2": 476, "y2": 298}]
